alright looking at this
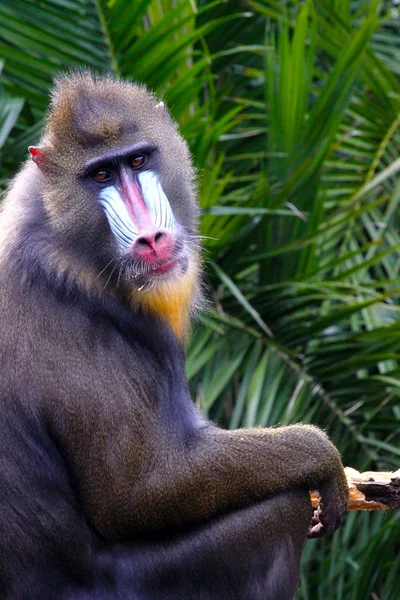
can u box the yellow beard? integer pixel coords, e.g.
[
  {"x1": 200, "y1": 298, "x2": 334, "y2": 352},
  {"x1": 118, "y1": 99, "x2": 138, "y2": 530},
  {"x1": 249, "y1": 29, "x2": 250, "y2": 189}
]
[{"x1": 128, "y1": 262, "x2": 199, "y2": 340}]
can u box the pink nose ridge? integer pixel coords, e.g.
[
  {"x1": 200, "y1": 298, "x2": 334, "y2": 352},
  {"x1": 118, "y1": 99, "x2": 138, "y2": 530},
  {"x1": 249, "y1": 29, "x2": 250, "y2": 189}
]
[{"x1": 132, "y1": 229, "x2": 174, "y2": 263}]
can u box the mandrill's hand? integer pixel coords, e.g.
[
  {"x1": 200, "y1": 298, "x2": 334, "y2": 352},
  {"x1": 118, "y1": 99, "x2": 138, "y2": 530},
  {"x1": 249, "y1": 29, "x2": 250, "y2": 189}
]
[{"x1": 307, "y1": 468, "x2": 348, "y2": 538}]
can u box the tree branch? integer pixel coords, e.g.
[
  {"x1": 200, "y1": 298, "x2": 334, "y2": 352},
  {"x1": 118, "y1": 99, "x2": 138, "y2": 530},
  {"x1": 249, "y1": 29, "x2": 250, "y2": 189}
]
[{"x1": 311, "y1": 467, "x2": 400, "y2": 510}]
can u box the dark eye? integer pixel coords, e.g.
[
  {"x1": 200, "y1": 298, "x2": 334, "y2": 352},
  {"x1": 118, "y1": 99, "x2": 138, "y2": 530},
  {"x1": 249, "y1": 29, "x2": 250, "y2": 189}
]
[
  {"x1": 94, "y1": 169, "x2": 113, "y2": 183},
  {"x1": 130, "y1": 155, "x2": 146, "y2": 169}
]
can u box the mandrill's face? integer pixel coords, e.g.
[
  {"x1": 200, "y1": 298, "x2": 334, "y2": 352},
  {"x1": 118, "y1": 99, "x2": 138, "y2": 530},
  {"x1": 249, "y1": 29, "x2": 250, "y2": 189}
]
[
  {"x1": 29, "y1": 75, "x2": 200, "y2": 298},
  {"x1": 80, "y1": 140, "x2": 190, "y2": 290}
]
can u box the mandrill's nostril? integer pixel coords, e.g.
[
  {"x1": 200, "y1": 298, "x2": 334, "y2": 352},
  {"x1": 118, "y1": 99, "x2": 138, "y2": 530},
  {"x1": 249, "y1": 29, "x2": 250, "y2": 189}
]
[
  {"x1": 137, "y1": 237, "x2": 151, "y2": 247},
  {"x1": 136, "y1": 230, "x2": 166, "y2": 250}
]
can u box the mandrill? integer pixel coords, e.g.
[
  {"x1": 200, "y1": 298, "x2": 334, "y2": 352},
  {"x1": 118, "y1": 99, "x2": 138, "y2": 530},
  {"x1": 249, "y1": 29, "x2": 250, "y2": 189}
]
[{"x1": 0, "y1": 73, "x2": 348, "y2": 600}]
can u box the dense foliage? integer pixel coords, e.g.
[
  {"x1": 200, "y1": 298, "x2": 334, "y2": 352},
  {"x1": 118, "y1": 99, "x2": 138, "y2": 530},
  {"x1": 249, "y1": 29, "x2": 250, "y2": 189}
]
[{"x1": 1, "y1": 0, "x2": 400, "y2": 597}]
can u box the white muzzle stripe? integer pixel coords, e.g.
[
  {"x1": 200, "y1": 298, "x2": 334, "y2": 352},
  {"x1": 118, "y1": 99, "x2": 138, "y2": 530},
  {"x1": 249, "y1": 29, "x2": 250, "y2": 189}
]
[
  {"x1": 99, "y1": 185, "x2": 138, "y2": 252},
  {"x1": 138, "y1": 171, "x2": 176, "y2": 232}
]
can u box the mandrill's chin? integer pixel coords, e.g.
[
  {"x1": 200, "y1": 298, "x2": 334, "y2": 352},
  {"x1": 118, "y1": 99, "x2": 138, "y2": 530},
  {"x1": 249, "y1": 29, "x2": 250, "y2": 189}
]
[{"x1": 127, "y1": 252, "x2": 200, "y2": 340}]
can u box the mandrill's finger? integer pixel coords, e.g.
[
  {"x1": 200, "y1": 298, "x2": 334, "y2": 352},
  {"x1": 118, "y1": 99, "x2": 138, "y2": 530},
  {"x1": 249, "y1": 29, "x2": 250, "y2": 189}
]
[
  {"x1": 310, "y1": 508, "x2": 321, "y2": 527},
  {"x1": 307, "y1": 506, "x2": 324, "y2": 538},
  {"x1": 307, "y1": 480, "x2": 348, "y2": 539},
  {"x1": 308, "y1": 521, "x2": 324, "y2": 538},
  {"x1": 307, "y1": 507, "x2": 342, "y2": 538}
]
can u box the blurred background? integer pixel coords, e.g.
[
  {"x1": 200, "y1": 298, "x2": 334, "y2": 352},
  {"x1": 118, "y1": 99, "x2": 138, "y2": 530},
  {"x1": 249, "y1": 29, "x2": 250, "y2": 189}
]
[{"x1": 1, "y1": 0, "x2": 400, "y2": 597}]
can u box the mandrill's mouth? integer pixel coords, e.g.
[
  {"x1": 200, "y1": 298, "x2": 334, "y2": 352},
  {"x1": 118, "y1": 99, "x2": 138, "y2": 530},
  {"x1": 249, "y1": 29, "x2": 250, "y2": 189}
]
[
  {"x1": 150, "y1": 257, "x2": 179, "y2": 275},
  {"x1": 122, "y1": 251, "x2": 189, "y2": 289}
]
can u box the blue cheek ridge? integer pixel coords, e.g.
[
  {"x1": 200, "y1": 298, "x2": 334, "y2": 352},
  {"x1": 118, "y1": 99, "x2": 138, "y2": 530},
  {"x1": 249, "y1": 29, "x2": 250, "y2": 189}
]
[
  {"x1": 99, "y1": 186, "x2": 138, "y2": 253},
  {"x1": 138, "y1": 171, "x2": 176, "y2": 231}
]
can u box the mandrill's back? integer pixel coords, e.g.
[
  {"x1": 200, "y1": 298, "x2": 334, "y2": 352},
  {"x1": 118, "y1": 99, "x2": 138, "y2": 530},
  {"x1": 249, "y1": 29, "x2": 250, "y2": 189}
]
[
  {"x1": 0, "y1": 186, "x2": 95, "y2": 597},
  {"x1": 0, "y1": 222, "x2": 91, "y2": 596}
]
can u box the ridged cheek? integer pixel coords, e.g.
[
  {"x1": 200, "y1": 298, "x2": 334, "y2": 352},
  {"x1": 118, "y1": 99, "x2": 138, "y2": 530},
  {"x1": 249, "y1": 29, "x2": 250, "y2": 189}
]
[
  {"x1": 137, "y1": 171, "x2": 176, "y2": 231},
  {"x1": 99, "y1": 185, "x2": 138, "y2": 252}
]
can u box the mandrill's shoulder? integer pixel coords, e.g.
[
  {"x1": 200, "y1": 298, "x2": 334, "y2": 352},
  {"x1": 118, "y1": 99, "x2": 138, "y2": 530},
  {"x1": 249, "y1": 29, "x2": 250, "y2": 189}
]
[{"x1": 0, "y1": 163, "x2": 48, "y2": 283}]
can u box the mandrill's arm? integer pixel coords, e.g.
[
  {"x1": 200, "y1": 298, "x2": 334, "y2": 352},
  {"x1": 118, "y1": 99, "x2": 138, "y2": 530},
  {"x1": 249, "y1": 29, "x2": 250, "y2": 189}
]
[
  {"x1": 128, "y1": 424, "x2": 348, "y2": 539},
  {"x1": 65, "y1": 407, "x2": 348, "y2": 540},
  {"x1": 45, "y1": 304, "x2": 347, "y2": 542}
]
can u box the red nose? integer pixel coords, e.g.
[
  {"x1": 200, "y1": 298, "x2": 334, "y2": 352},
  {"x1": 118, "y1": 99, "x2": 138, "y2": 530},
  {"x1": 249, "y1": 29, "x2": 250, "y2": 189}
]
[{"x1": 132, "y1": 229, "x2": 174, "y2": 263}]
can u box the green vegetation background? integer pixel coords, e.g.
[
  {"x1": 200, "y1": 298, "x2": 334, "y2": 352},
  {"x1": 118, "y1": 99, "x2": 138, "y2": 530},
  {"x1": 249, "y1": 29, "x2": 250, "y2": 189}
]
[{"x1": 1, "y1": 0, "x2": 400, "y2": 597}]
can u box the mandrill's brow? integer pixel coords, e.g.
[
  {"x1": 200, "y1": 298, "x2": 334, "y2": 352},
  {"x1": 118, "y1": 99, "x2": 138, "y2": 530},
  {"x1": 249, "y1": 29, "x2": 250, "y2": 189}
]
[{"x1": 79, "y1": 141, "x2": 157, "y2": 176}]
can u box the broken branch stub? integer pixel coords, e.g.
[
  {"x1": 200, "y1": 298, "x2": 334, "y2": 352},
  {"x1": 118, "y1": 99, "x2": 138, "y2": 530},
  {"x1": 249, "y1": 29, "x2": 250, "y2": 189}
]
[{"x1": 310, "y1": 467, "x2": 400, "y2": 511}]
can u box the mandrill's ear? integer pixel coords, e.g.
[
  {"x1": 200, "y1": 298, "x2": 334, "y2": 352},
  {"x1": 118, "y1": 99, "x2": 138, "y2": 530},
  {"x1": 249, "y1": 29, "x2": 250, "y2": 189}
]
[{"x1": 28, "y1": 146, "x2": 53, "y2": 172}]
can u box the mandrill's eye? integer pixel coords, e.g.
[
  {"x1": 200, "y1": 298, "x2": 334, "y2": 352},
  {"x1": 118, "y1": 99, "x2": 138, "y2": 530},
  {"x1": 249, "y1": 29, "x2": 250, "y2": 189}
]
[
  {"x1": 130, "y1": 155, "x2": 146, "y2": 169},
  {"x1": 94, "y1": 169, "x2": 113, "y2": 183}
]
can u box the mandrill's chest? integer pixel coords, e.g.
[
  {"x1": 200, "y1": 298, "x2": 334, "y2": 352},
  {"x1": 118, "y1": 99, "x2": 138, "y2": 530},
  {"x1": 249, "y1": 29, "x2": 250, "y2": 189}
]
[{"x1": 1, "y1": 279, "x2": 188, "y2": 419}]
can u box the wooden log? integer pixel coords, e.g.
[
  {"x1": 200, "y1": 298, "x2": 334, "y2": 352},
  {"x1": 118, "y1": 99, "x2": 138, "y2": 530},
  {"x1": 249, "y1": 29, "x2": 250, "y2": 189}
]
[{"x1": 310, "y1": 467, "x2": 400, "y2": 511}]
